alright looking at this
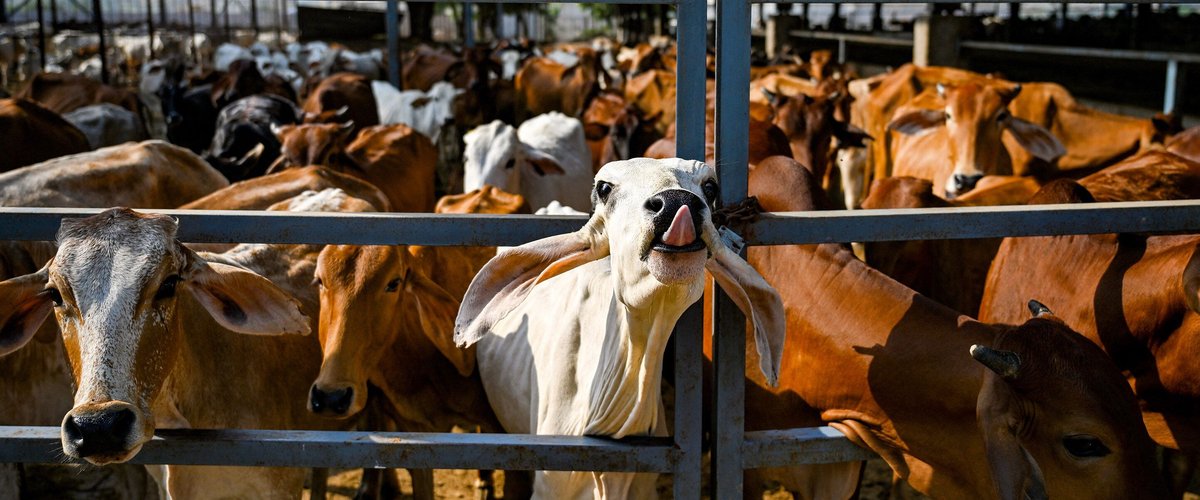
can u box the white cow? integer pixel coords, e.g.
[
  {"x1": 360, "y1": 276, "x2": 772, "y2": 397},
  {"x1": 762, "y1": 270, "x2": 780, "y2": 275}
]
[
  {"x1": 63, "y1": 103, "x2": 147, "y2": 149},
  {"x1": 463, "y1": 112, "x2": 592, "y2": 212},
  {"x1": 373, "y1": 80, "x2": 462, "y2": 142},
  {"x1": 456, "y1": 158, "x2": 786, "y2": 499},
  {"x1": 213, "y1": 42, "x2": 253, "y2": 72}
]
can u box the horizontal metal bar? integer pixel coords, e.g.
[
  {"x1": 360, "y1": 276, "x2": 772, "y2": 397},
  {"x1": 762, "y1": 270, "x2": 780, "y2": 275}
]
[
  {"x1": 961, "y1": 40, "x2": 1200, "y2": 64},
  {"x1": 788, "y1": 29, "x2": 913, "y2": 47},
  {"x1": 4, "y1": 200, "x2": 1200, "y2": 247},
  {"x1": 743, "y1": 428, "x2": 875, "y2": 468},
  {"x1": 746, "y1": 200, "x2": 1200, "y2": 245},
  {"x1": 0, "y1": 427, "x2": 679, "y2": 472},
  {"x1": 345, "y1": 0, "x2": 682, "y2": 4}
]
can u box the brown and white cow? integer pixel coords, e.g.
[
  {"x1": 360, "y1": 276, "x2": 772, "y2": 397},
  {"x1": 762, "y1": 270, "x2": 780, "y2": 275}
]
[
  {"x1": 718, "y1": 155, "x2": 1168, "y2": 499},
  {"x1": 0, "y1": 189, "x2": 369, "y2": 498}
]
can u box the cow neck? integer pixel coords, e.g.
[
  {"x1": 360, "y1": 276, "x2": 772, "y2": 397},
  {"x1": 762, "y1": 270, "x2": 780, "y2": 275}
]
[
  {"x1": 756, "y1": 241, "x2": 995, "y2": 425},
  {"x1": 582, "y1": 282, "x2": 689, "y2": 439},
  {"x1": 162, "y1": 243, "x2": 323, "y2": 430}
]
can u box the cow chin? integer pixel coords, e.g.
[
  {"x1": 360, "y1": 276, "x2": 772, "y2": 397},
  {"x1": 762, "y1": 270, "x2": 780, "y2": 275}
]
[{"x1": 646, "y1": 248, "x2": 707, "y2": 285}]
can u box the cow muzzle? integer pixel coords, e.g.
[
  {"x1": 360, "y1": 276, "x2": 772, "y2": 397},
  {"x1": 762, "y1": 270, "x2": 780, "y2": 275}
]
[
  {"x1": 946, "y1": 173, "x2": 984, "y2": 199},
  {"x1": 645, "y1": 189, "x2": 708, "y2": 284},
  {"x1": 309, "y1": 383, "x2": 357, "y2": 417},
  {"x1": 61, "y1": 401, "x2": 143, "y2": 464}
]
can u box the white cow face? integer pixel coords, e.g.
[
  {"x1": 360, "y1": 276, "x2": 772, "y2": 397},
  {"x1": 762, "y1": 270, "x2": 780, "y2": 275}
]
[
  {"x1": 462, "y1": 120, "x2": 565, "y2": 195},
  {"x1": 0, "y1": 209, "x2": 309, "y2": 465},
  {"x1": 455, "y1": 158, "x2": 787, "y2": 385}
]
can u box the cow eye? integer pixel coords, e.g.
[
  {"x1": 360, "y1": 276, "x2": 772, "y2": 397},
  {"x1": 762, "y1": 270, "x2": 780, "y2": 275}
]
[
  {"x1": 702, "y1": 179, "x2": 719, "y2": 204},
  {"x1": 997, "y1": 110, "x2": 1011, "y2": 122},
  {"x1": 43, "y1": 288, "x2": 63, "y2": 307},
  {"x1": 386, "y1": 278, "x2": 401, "y2": 293},
  {"x1": 504, "y1": 158, "x2": 516, "y2": 169},
  {"x1": 155, "y1": 275, "x2": 182, "y2": 300},
  {"x1": 312, "y1": 277, "x2": 323, "y2": 288},
  {"x1": 1063, "y1": 435, "x2": 1111, "y2": 458},
  {"x1": 595, "y1": 181, "x2": 613, "y2": 202}
]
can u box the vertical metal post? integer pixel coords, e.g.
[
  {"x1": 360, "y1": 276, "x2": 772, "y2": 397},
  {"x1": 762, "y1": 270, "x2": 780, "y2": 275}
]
[
  {"x1": 158, "y1": 0, "x2": 165, "y2": 26},
  {"x1": 49, "y1": 0, "x2": 57, "y2": 29},
  {"x1": 275, "y1": 0, "x2": 283, "y2": 45},
  {"x1": 837, "y1": 35, "x2": 845, "y2": 64},
  {"x1": 672, "y1": 0, "x2": 705, "y2": 496},
  {"x1": 713, "y1": 0, "x2": 750, "y2": 495},
  {"x1": 145, "y1": 0, "x2": 156, "y2": 58},
  {"x1": 92, "y1": 0, "x2": 108, "y2": 83},
  {"x1": 210, "y1": 0, "x2": 217, "y2": 32},
  {"x1": 495, "y1": 2, "x2": 502, "y2": 40},
  {"x1": 463, "y1": 2, "x2": 474, "y2": 48},
  {"x1": 386, "y1": 0, "x2": 399, "y2": 87},
  {"x1": 223, "y1": 0, "x2": 230, "y2": 39},
  {"x1": 250, "y1": 0, "x2": 258, "y2": 37},
  {"x1": 35, "y1": 0, "x2": 46, "y2": 70},
  {"x1": 188, "y1": 0, "x2": 197, "y2": 63},
  {"x1": 1165, "y1": 59, "x2": 1184, "y2": 114}
]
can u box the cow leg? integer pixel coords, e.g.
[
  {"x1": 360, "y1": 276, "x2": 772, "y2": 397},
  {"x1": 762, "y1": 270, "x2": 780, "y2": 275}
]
[
  {"x1": 1162, "y1": 448, "x2": 1198, "y2": 498},
  {"x1": 503, "y1": 470, "x2": 533, "y2": 499},
  {"x1": 310, "y1": 467, "x2": 328, "y2": 500},
  {"x1": 356, "y1": 469, "x2": 384, "y2": 500},
  {"x1": 474, "y1": 469, "x2": 495, "y2": 500},
  {"x1": 0, "y1": 464, "x2": 19, "y2": 499}
]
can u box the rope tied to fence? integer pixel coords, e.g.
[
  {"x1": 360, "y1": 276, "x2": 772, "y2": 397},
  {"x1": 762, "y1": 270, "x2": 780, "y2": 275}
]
[{"x1": 713, "y1": 196, "x2": 763, "y2": 229}]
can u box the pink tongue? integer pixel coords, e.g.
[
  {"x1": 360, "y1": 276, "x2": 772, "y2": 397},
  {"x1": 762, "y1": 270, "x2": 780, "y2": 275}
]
[{"x1": 662, "y1": 205, "x2": 696, "y2": 246}]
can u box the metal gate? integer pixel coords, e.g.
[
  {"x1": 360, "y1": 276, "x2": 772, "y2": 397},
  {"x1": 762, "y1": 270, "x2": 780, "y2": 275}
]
[{"x1": 4, "y1": 1, "x2": 1200, "y2": 499}]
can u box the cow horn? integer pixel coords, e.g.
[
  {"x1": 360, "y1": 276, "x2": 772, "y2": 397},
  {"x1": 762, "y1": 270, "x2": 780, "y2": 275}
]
[
  {"x1": 970, "y1": 344, "x2": 1021, "y2": 380},
  {"x1": 936, "y1": 83, "x2": 947, "y2": 98},
  {"x1": 1027, "y1": 299, "x2": 1052, "y2": 318}
]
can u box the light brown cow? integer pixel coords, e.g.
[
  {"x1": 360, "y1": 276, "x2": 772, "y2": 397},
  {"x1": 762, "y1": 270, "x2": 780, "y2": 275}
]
[
  {"x1": 623, "y1": 69, "x2": 676, "y2": 136},
  {"x1": 0, "y1": 189, "x2": 369, "y2": 498},
  {"x1": 887, "y1": 81, "x2": 1064, "y2": 198},
  {"x1": 514, "y1": 50, "x2": 604, "y2": 121},
  {"x1": 15, "y1": 72, "x2": 144, "y2": 117},
  {"x1": 0, "y1": 140, "x2": 227, "y2": 498},
  {"x1": 979, "y1": 150, "x2": 1200, "y2": 496},
  {"x1": 581, "y1": 92, "x2": 660, "y2": 172},
  {"x1": 1165, "y1": 124, "x2": 1200, "y2": 164},
  {"x1": 714, "y1": 155, "x2": 1168, "y2": 499},
  {"x1": 302, "y1": 72, "x2": 379, "y2": 134},
  {"x1": 309, "y1": 185, "x2": 531, "y2": 498},
  {"x1": 181, "y1": 164, "x2": 390, "y2": 212},
  {"x1": 0, "y1": 98, "x2": 90, "y2": 172}
]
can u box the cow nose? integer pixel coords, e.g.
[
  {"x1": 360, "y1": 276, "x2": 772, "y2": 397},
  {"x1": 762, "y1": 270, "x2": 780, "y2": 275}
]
[
  {"x1": 310, "y1": 385, "x2": 354, "y2": 415},
  {"x1": 947, "y1": 173, "x2": 984, "y2": 198},
  {"x1": 62, "y1": 408, "x2": 137, "y2": 458},
  {"x1": 647, "y1": 189, "x2": 706, "y2": 247},
  {"x1": 166, "y1": 113, "x2": 182, "y2": 127}
]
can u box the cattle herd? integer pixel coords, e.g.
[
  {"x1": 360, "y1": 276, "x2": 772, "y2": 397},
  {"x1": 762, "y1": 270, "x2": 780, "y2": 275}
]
[{"x1": 0, "y1": 30, "x2": 1199, "y2": 500}]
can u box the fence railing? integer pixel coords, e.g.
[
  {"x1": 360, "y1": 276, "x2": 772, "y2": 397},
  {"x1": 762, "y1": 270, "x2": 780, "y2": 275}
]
[{"x1": 5, "y1": 1, "x2": 1200, "y2": 499}]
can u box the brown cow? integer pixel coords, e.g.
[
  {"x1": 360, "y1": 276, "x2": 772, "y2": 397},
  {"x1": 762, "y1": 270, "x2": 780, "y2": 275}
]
[
  {"x1": 642, "y1": 116, "x2": 791, "y2": 168},
  {"x1": 0, "y1": 190, "x2": 370, "y2": 497},
  {"x1": 272, "y1": 122, "x2": 357, "y2": 171},
  {"x1": 0, "y1": 98, "x2": 90, "y2": 172},
  {"x1": 211, "y1": 58, "x2": 297, "y2": 109},
  {"x1": 979, "y1": 150, "x2": 1200, "y2": 496},
  {"x1": 714, "y1": 155, "x2": 1167, "y2": 499},
  {"x1": 887, "y1": 81, "x2": 1064, "y2": 198},
  {"x1": 15, "y1": 72, "x2": 143, "y2": 117},
  {"x1": 624, "y1": 69, "x2": 676, "y2": 136},
  {"x1": 515, "y1": 49, "x2": 605, "y2": 121},
  {"x1": 302, "y1": 72, "x2": 379, "y2": 134},
  {"x1": 581, "y1": 92, "x2": 660, "y2": 172},
  {"x1": 1166, "y1": 124, "x2": 1200, "y2": 164},
  {"x1": 309, "y1": 185, "x2": 531, "y2": 498},
  {"x1": 181, "y1": 165, "x2": 391, "y2": 212}
]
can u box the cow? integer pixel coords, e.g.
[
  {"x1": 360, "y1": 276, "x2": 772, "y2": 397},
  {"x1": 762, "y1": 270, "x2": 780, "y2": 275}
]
[
  {"x1": 723, "y1": 154, "x2": 1168, "y2": 499},
  {"x1": 515, "y1": 49, "x2": 605, "y2": 120},
  {"x1": 181, "y1": 165, "x2": 390, "y2": 213},
  {"x1": 160, "y1": 82, "x2": 219, "y2": 155},
  {"x1": 211, "y1": 58, "x2": 297, "y2": 110},
  {"x1": 343, "y1": 124, "x2": 439, "y2": 212},
  {"x1": 456, "y1": 157, "x2": 784, "y2": 499},
  {"x1": 15, "y1": 72, "x2": 145, "y2": 121},
  {"x1": 0, "y1": 139, "x2": 227, "y2": 498},
  {"x1": 623, "y1": 69, "x2": 675, "y2": 136},
  {"x1": 760, "y1": 87, "x2": 869, "y2": 200},
  {"x1": 205, "y1": 94, "x2": 301, "y2": 181},
  {"x1": 63, "y1": 103, "x2": 149, "y2": 149},
  {"x1": 0, "y1": 189, "x2": 365, "y2": 498},
  {"x1": 1165, "y1": 124, "x2": 1200, "y2": 164},
  {"x1": 643, "y1": 116, "x2": 793, "y2": 171},
  {"x1": 309, "y1": 186, "x2": 531, "y2": 499},
  {"x1": 373, "y1": 80, "x2": 462, "y2": 142},
  {"x1": 302, "y1": 72, "x2": 379, "y2": 134},
  {"x1": 463, "y1": 112, "x2": 592, "y2": 212},
  {"x1": 979, "y1": 150, "x2": 1200, "y2": 496},
  {"x1": 887, "y1": 81, "x2": 1064, "y2": 198},
  {"x1": 272, "y1": 122, "x2": 357, "y2": 171},
  {"x1": 0, "y1": 98, "x2": 90, "y2": 172},
  {"x1": 401, "y1": 46, "x2": 461, "y2": 92},
  {"x1": 581, "y1": 92, "x2": 660, "y2": 172}
]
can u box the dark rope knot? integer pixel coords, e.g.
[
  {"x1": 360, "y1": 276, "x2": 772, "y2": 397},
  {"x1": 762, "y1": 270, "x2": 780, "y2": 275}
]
[{"x1": 712, "y1": 196, "x2": 763, "y2": 229}]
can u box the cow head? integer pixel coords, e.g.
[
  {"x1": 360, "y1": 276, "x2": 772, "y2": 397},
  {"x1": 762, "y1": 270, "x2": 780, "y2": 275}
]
[
  {"x1": 0, "y1": 209, "x2": 309, "y2": 465},
  {"x1": 972, "y1": 301, "x2": 1167, "y2": 499},
  {"x1": 763, "y1": 88, "x2": 869, "y2": 176},
  {"x1": 271, "y1": 122, "x2": 356, "y2": 171},
  {"x1": 463, "y1": 120, "x2": 566, "y2": 194},
  {"x1": 887, "y1": 82, "x2": 1064, "y2": 199},
  {"x1": 455, "y1": 158, "x2": 786, "y2": 386}
]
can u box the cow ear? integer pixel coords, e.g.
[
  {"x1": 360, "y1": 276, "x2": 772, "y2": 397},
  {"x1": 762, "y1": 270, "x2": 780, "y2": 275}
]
[
  {"x1": 522, "y1": 143, "x2": 566, "y2": 176},
  {"x1": 405, "y1": 268, "x2": 474, "y2": 377},
  {"x1": 455, "y1": 218, "x2": 607, "y2": 347},
  {"x1": 182, "y1": 250, "x2": 310, "y2": 336},
  {"x1": 974, "y1": 346, "x2": 1049, "y2": 500},
  {"x1": 705, "y1": 244, "x2": 786, "y2": 387},
  {"x1": 834, "y1": 122, "x2": 872, "y2": 148},
  {"x1": 0, "y1": 267, "x2": 54, "y2": 357},
  {"x1": 583, "y1": 123, "x2": 609, "y2": 141},
  {"x1": 1005, "y1": 117, "x2": 1065, "y2": 163},
  {"x1": 887, "y1": 109, "x2": 945, "y2": 136}
]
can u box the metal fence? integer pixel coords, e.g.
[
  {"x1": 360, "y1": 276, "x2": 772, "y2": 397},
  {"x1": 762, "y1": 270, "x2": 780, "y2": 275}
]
[{"x1": 4, "y1": 1, "x2": 1200, "y2": 499}]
